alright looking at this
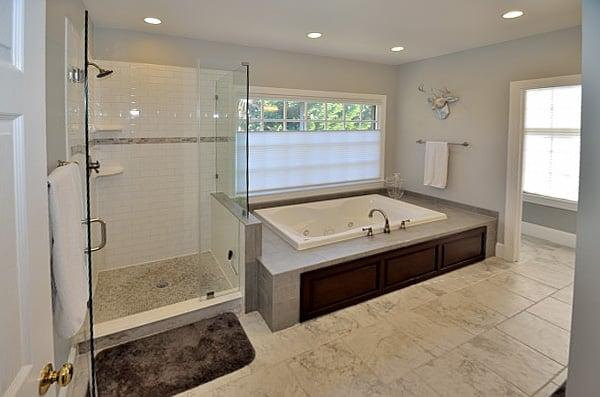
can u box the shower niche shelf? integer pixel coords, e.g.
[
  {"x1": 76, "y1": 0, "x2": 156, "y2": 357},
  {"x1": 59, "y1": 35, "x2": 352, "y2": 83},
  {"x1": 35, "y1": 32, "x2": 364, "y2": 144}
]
[
  {"x1": 92, "y1": 126, "x2": 123, "y2": 134},
  {"x1": 96, "y1": 165, "x2": 124, "y2": 177}
]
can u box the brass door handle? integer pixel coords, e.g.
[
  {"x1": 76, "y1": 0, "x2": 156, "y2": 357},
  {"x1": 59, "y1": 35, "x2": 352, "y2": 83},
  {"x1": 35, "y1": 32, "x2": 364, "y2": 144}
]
[{"x1": 38, "y1": 362, "x2": 74, "y2": 395}]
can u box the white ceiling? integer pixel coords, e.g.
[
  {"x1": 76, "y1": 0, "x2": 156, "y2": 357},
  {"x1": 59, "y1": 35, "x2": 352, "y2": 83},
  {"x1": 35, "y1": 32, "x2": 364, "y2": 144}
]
[{"x1": 83, "y1": 0, "x2": 581, "y2": 65}]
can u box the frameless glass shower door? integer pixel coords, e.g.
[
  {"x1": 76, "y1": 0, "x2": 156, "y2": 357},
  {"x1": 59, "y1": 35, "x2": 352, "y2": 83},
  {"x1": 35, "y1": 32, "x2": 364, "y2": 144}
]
[
  {"x1": 215, "y1": 64, "x2": 249, "y2": 210},
  {"x1": 203, "y1": 64, "x2": 249, "y2": 291}
]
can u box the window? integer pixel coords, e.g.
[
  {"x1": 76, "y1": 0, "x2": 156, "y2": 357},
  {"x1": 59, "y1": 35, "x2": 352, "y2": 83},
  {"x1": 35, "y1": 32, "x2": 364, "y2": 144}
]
[
  {"x1": 523, "y1": 85, "x2": 581, "y2": 204},
  {"x1": 237, "y1": 88, "x2": 385, "y2": 195}
]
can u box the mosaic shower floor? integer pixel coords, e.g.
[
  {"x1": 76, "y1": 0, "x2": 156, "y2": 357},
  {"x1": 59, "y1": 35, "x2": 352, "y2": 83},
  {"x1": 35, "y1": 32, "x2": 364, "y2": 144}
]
[{"x1": 93, "y1": 252, "x2": 233, "y2": 323}]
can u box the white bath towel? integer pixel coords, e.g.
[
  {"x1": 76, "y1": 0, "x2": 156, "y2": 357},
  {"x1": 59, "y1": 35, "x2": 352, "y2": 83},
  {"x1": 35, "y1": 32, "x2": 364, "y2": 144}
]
[
  {"x1": 48, "y1": 163, "x2": 87, "y2": 338},
  {"x1": 423, "y1": 141, "x2": 449, "y2": 189}
]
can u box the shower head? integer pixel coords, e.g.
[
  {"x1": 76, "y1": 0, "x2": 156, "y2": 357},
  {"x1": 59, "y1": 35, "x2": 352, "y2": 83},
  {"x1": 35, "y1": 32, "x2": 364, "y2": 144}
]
[{"x1": 88, "y1": 62, "x2": 113, "y2": 78}]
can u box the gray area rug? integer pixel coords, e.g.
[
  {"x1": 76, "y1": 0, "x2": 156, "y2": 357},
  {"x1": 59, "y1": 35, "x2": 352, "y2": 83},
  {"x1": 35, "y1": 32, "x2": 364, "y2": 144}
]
[{"x1": 95, "y1": 313, "x2": 255, "y2": 396}]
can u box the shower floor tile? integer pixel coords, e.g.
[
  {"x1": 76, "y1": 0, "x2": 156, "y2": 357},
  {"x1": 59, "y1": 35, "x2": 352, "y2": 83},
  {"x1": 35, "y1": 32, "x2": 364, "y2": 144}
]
[{"x1": 93, "y1": 253, "x2": 233, "y2": 323}]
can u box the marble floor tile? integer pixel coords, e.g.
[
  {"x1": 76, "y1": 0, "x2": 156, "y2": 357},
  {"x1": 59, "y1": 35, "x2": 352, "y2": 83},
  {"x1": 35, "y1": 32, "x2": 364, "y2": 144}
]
[
  {"x1": 459, "y1": 329, "x2": 563, "y2": 394},
  {"x1": 521, "y1": 236, "x2": 576, "y2": 269},
  {"x1": 184, "y1": 365, "x2": 253, "y2": 396},
  {"x1": 171, "y1": 237, "x2": 573, "y2": 397},
  {"x1": 552, "y1": 284, "x2": 574, "y2": 305},
  {"x1": 509, "y1": 259, "x2": 574, "y2": 289},
  {"x1": 287, "y1": 340, "x2": 390, "y2": 397},
  {"x1": 207, "y1": 362, "x2": 307, "y2": 397},
  {"x1": 416, "y1": 292, "x2": 506, "y2": 335},
  {"x1": 414, "y1": 349, "x2": 527, "y2": 397},
  {"x1": 300, "y1": 303, "x2": 380, "y2": 346},
  {"x1": 366, "y1": 284, "x2": 438, "y2": 315},
  {"x1": 457, "y1": 259, "x2": 509, "y2": 280},
  {"x1": 553, "y1": 367, "x2": 568, "y2": 385},
  {"x1": 419, "y1": 270, "x2": 478, "y2": 296},
  {"x1": 385, "y1": 308, "x2": 475, "y2": 357},
  {"x1": 486, "y1": 271, "x2": 558, "y2": 302},
  {"x1": 532, "y1": 382, "x2": 563, "y2": 397},
  {"x1": 482, "y1": 255, "x2": 515, "y2": 270},
  {"x1": 384, "y1": 371, "x2": 440, "y2": 397},
  {"x1": 497, "y1": 312, "x2": 570, "y2": 365},
  {"x1": 527, "y1": 297, "x2": 573, "y2": 331},
  {"x1": 341, "y1": 322, "x2": 435, "y2": 384},
  {"x1": 239, "y1": 312, "x2": 315, "y2": 368},
  {"x1": 459, "y1": 280, "x2": 534, "y2": 317}
]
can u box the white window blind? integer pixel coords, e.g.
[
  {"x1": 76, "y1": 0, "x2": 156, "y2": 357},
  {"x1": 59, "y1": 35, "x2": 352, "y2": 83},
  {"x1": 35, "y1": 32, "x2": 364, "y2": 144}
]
[
  {"x1": 237, "y1": 93, "x2": 384, "y2": 194},
  {"x1": 523, "y1": 85, "x2": 581, "y2": 203}
]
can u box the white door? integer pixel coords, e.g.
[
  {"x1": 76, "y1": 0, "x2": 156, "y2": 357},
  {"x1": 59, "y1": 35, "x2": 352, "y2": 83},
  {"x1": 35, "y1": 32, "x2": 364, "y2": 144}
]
[{"x1": 0, "y1": 0, "x2": 56, "y2": 396}]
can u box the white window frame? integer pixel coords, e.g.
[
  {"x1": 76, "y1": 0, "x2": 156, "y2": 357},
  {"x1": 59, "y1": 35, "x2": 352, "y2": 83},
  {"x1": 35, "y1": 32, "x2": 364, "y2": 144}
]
[
  {"x1": 502, "y1": 74, "x2": 581, "y2": 262},
  {"x1": 522, "y1": 192, "x2": 578, "y2": 212},
  {"x1": 246, "y1": 86, "x2": 387, "y2": 202}
]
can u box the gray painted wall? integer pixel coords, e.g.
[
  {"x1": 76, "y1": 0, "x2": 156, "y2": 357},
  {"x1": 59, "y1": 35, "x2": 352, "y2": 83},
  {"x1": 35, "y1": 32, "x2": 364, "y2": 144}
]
[
  {"x1": 394, "y1": 27, "x2": 581, "y2": 242},
  {"x1": 568, "y1": 1, "x2": 600, "y2": 394},
  {"x1": 522, "y1": 202, "x2": 577, "y2": 234},
  {"x1": 46, "y1": 0, "x2": 86, "y2": 366},
  {"x1": 92, "y1": 27, "x2": 399, "y2": 173}
]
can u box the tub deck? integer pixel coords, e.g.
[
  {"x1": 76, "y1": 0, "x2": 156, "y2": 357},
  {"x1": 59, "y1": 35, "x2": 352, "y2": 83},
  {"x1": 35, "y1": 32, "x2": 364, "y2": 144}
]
[{"x1": 255, "y1": 193, "x2": 498, "y2": 331}]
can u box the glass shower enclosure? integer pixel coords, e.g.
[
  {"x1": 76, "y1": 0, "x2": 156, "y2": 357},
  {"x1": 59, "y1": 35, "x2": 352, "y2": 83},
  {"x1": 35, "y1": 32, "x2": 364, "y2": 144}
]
[
  {"x1": 215, "y1": 64, "x2": 250, "y2": 211},
  {"x1": 79, "y1": 7, "x2": 250, "y2": 389}
]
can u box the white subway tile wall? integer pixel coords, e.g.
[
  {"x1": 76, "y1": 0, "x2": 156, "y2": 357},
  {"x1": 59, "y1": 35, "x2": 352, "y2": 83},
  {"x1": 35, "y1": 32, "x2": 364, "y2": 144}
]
[{"x1": 89, "y1": 61, "x2": 228, "y2": 270}]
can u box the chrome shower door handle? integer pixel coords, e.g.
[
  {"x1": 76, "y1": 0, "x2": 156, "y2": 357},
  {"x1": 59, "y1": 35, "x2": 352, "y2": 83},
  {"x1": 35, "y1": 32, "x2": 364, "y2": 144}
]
[{"x1": 84, "y1": 218, "x2": 107, "y2": 253}]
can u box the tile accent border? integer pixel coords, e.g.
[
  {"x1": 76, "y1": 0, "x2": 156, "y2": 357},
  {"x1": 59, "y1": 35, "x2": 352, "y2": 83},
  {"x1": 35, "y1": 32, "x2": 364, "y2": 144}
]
[
  {"x1": 91, "y1": 136, "x2": 237, "y2": 145},
  {"x1": 70, "y1": 144, "x2": 85, "y2": 156},
  {"x1": 93, "y1": 137, "x2": 198, "y2": 145},
  {"x1": 200, "y1": 136, "x2": 235, "y2": 143}
]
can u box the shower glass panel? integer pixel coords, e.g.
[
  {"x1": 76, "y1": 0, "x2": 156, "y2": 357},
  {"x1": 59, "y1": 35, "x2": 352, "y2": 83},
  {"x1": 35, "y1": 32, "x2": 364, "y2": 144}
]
[
  {"x1": 202, "y1": 64, "x2": 249, "y2": 291},
  {"x1": 215, "y1": 64, "x2": 249, "y2": 210},
  {"x1": 62, "y1": 12, "x2": 96, "y2": 397}
]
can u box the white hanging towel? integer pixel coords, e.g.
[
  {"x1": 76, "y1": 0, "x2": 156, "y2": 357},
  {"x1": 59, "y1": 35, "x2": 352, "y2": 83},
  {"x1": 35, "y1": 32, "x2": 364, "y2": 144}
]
[
  {"x1": 48, "y1": 163, "x2": 87, "y2": 338},
  {"x1": 423, "y1": 141, "x2": 449, "y2": 189}
]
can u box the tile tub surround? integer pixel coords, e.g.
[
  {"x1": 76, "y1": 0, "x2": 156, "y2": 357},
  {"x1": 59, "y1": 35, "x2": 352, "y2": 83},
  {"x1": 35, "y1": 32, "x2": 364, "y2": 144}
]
[
  {"x1": 182, "y1": 237, "x2": 574, "y2": 397},
  {"x1": 256, "y1": 195, "x2": 498, "y2": 331}
]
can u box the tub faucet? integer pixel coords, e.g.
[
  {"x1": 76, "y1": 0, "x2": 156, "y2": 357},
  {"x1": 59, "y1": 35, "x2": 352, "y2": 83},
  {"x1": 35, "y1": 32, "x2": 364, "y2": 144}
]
[{"x1": 368, "y1": 209, "x2": 391, "y2": 234}]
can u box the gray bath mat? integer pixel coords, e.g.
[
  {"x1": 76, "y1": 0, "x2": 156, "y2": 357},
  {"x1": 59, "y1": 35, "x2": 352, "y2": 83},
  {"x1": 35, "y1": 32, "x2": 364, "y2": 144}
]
[{"x1": 95, "y1": 312, "x2": 255, "y2": 397}]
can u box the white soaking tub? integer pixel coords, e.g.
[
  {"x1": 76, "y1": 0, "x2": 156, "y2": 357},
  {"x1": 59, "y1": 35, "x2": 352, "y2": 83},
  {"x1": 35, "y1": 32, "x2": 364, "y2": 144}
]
[{"x1": 255, "y1": 194, "x2": 447, "y2": 250}]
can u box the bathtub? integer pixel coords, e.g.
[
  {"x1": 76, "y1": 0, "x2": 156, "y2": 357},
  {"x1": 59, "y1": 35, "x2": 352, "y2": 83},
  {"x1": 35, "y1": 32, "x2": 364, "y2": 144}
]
[{"x1": 255, "y1": 194, "x2": 447, "y2": 250}]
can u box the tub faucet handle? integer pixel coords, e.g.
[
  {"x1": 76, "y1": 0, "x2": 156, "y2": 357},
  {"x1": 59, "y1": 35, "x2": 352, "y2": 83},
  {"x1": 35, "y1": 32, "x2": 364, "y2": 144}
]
[
  {"x1": 362, "y1": 226, "x2": 373, "y2": 237},
  {"x1": 400, "y1": 219, "x2": 411, "y2": 230}
]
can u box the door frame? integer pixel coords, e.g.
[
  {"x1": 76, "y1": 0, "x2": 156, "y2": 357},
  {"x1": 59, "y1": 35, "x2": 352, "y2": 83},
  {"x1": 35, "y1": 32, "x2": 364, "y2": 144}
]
[{"x1": 502, "y1": 74, "x2": 581, "y2": 261}]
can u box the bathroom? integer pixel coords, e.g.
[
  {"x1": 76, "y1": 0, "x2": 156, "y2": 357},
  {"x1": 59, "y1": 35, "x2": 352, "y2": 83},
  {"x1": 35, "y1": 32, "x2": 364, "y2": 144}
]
[{"x1": 1, "y1": 0, "x2": 593, "y2": 396}]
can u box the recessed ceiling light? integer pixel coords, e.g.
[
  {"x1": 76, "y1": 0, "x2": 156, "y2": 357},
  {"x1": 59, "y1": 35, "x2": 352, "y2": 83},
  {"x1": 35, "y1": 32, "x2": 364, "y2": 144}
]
[
  {"x1": 391, "y1": 46, "x2": 405, "y2": 52},
  {"x1": 502, "y1": 10, "x2": 524, "y2": 19},
  {"x1": 144, "y1": 17, "x2": 162, "y2": 25},
  {"x1": 306, "y1": 32, "x2": 323, "y2": 39}
]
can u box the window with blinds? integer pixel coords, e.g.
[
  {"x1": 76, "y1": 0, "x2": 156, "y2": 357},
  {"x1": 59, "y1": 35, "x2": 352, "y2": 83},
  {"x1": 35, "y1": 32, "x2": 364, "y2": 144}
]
[
  {"x1": 237, "y1": 91, "x2": 385, "y2": 195},
  {"x1": 523, "y1": 85, "x2": 581, "y2": 203}
]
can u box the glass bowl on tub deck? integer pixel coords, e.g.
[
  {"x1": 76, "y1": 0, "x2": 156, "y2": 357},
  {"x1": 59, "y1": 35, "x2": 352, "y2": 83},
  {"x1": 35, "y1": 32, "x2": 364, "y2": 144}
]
[{"x1": 384, "y1": 173, "x2": 404, "y2": 200}]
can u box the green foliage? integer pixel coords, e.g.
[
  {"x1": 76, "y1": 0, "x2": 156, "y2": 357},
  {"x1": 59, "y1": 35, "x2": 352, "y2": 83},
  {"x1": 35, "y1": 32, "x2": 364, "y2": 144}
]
[{"x1": 244, "y1": 98, "x2": 378, "y2": 132}]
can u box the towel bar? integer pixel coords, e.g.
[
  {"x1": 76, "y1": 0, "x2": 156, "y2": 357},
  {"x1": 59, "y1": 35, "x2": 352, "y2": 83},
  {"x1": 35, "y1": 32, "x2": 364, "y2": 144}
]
[{"x1": 416, "y1": 139, "x2": 469, "y2": 147}]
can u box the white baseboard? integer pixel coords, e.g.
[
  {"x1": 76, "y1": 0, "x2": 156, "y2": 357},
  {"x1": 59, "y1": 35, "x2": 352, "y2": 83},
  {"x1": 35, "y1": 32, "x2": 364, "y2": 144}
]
[
  {"x1": 495, "y1": 243, "x2": 505, "y2": 259},
  {"x1": 521, "y1": 221, "x2": 576, "y2": 248}
]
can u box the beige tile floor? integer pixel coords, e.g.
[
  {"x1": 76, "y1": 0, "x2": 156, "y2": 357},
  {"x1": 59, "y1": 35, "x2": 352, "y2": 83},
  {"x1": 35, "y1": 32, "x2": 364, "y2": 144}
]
[{"x1": 184, "y1": 236, "x2": 574, "y2": 397}]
